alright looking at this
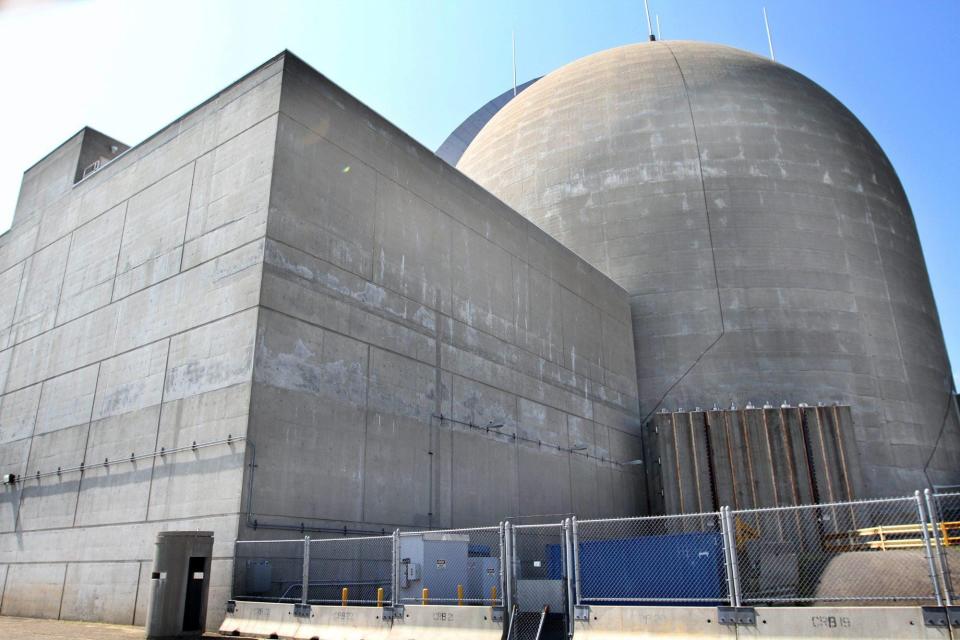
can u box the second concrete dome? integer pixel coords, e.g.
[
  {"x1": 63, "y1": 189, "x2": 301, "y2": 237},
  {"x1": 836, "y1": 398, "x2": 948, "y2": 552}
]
[{"x1": 456, "y1": 41, "x2": 960, "y2": 496}]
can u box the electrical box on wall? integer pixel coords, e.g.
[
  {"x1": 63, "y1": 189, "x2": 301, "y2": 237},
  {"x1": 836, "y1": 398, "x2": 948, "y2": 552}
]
[{"x1": 406, "y1": 562, "x2": 421, "y2": 581}]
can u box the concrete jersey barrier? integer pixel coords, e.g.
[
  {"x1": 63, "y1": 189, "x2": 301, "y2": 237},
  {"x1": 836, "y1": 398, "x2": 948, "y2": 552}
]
[
  {"x1": 219, "y1": 601, "x2": 391, "y2": 639},
  {"x1": 743, "y1": 607, "x2": 952, "y2": 640},
  {"x1": 574, "y1": 605, "x2": 736, "y2": 639},
  {"x1": 219, "y1": 601, "x2": 301, "y2": 638},
  {"x1": 387, "y1": 604, "x2": 503, "y2": 640},
  {"x1": 297, "y1": 605, "x2": 392, "y2": 640},
  {"x1": 220, "y1": 601, "x2": 954, "y2": 640},
  {"x1": 574, "y1": 605, "x2": 953, "y2": 640}
]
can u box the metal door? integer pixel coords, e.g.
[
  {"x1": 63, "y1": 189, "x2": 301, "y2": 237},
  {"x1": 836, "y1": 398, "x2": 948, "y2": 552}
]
[{"x1": 507, "y1": 522, "x2": 571, "y2": 640}]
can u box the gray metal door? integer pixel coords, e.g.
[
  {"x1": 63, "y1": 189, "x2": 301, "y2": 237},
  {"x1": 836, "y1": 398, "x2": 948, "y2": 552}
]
[{"x1": 508, "y1": 523, "x2": 570, "y2": 640}]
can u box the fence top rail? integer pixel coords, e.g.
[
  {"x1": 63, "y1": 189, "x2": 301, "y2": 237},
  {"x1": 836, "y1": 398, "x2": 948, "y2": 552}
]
[
  {"x1": 577, "y1": 511, "x2": 722, "y2": 525},
  {"x1": 236, "y1": 534, "x2": 393, "y2": 545},
  {"x1": 399, "y1": 526, "x2": 500, "y2": 536},
  {"x1": 307, "y1": 534, "x2": 394, "y2": 543},
  {"x1": 236, "y1": 538, "x2": 305, "y2": 545},
  {"x1": 732, "y1": 494, "x2": 918, "y2": 514},
  {"x1": 512, "y1": 522, "x2": 564, "y2": 530},
  {"x1": 934, "y1": 491, "x2": 960, "y2": 499}
]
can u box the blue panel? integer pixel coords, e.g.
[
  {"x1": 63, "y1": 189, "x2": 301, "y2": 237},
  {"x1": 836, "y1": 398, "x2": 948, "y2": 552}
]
[{"x1": 547, "y1": 532, "x2": 726, "y2": 604}]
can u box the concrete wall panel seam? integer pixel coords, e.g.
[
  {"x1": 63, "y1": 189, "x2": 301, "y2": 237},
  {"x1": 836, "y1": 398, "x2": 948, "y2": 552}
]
[
  {"x1": 10, "y1": 107, "x2": 280, "y2": 263},
  {"x1": 274, "y1": 106, "x2": 626, "y2": 308},
  {"x1": 140, "y1": 340, "x2": 172, "y2": 523},
  {"x1": 255, "y1": 302, "x2": 632, "y2": 424},
  {"x1": 67, "y1": 362, "x2": 101, "y2": 528},
  {"x1": 0, "y1": 316, "x2": 233, "y2": 407}
]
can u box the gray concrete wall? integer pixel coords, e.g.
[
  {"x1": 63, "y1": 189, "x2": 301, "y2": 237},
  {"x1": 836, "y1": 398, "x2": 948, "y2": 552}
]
[
  {"x1": 242, "y1": 54, "x2": 643, "y2": 537},
  {"x1": 456, "y1": 41, "x2": 960, "y2": 497},
  {"x1": 0, "y1": 53, "x2": 283, "y2": 627},
  {"x1": 0, "y1": 50, "x2": 645, "y2": 627}
]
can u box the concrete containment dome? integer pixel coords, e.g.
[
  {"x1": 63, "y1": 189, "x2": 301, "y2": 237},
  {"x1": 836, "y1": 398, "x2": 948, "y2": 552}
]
[{"x1": 455, "y1": 41, "x2": 960, "y2": 496}]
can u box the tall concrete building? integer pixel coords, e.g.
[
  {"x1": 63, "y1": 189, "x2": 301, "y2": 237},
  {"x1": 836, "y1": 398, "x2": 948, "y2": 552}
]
[
  {"x1": 0, "y1": 52, "x2": 643, "y2": 626},
  {"x1": 1, "y1": 39, "x2": 957, "y2": 629},
  {"x1": 453, "y1": 41, "x2": 960, "y2": 497}
]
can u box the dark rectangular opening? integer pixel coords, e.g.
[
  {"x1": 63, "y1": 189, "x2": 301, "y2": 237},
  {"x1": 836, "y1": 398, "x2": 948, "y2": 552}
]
[{"x1": 182, "y1": 556, "x2": 206, "y2": 632}]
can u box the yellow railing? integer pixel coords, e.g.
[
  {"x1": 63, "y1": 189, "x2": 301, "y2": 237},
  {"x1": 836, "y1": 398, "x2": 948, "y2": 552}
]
[{"x1": 823, "y1": 521, "x2": 960, "y2": 551}]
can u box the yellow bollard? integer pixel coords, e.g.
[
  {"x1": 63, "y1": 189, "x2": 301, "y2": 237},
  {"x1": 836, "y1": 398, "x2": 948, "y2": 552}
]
[
  {"x1": 421, "y1": 587, "x2": 429, "y2": 605},
  {"x1": 377, "y1": 587, "x2": 384, "y2": 607},
  {"x1": 490, "y1": 586, "x2": 498, "y2": 605},
  {"x1": 341, "y1": 586, "x2": 348, "y2": 607},
  {"x1": 457, "y1": 584, "x2": 464, "y2": 606}
]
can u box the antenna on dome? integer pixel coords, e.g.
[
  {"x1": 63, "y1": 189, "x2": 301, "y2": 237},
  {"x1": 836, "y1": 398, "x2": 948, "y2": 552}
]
[
  {"x1": 763, "y1": 7, "x2": 776, "y2": 61},
  {"x1": 512, "y1": 30, "x2": 518, "y2": 96},
  {"x1": 656, "y1": 14, "x2": 662, "y2": 40},
  {"x1": 643, "y1": 0, "x2": 656, "y2": 41}
]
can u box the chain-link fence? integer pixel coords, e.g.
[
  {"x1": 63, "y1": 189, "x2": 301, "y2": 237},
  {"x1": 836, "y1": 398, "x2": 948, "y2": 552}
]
[
  {"x1": 574, "y1": 512, "x2": 728, "y2": 605},
  {"x1": 397, "y1": 526, "x2": 504, "y2": 606},
  {"x1": 233, "y1": 539, "x2": 305, "y2": 602},
  {"x1": 231, "y1": 491, "x2": 956, "y2": 613},
  {"x1": 928, "y1": 491, "x2": 959, "y2": 604},
  {"x1": 731, "y1": 495, "x2": 938, "y2": 605},
  {"x1": 508, "y1": 523, "x2": 569, "y2": 640},
  {"x1": 305, "y1": 535, "x2": 394, "y2": 605}
]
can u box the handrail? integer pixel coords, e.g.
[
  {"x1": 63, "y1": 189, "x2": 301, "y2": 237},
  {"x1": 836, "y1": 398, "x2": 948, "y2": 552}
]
[{"x1": 823, "y1": 521, "x2": 960, "y2": 551}]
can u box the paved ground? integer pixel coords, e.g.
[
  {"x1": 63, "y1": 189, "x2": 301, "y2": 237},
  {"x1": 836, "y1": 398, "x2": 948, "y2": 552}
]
[
  {"x1": 0, "y1": 615, "x2": 242, "y2": 639},
  {"x1": 0, "y1": 616, "x2": 146, "y2": 639}
]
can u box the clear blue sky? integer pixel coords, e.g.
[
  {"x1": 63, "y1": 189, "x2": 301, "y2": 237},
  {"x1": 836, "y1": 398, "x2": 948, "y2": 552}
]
[{"x1": 0, "y1": 0, "x2": 957, "y2": 386}]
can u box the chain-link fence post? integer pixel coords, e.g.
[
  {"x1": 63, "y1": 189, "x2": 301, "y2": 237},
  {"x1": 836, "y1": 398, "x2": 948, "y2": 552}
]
[
  {"x1": 301, "y1": 536, "x2": 310, "y2": 605},
  {"x1": 503, "y1": 521, "x2": 514, "y2": 614},
  {"x1": 563, "y1": 518, "x2": 576, "y2": 638},
  {"x1": 231, "y1": 540, "x2": 239, "y2": 600},
  {"x1": 571, "y1": 516, "x2": 581, "y2": 607},
  {"x1": 392, "y1": 529, "x2": 400, "y2": 607},
  {"x1": 720, "y1": 506, "x2": 736, "y2": 606},
  {"x1": 916, "y1": 491, "x2": 943, "y2": 606},
  {"x1": 924, "y1": 489, "x2": 953, "y2": 606},
  {"x1": 723, "y1": 506, "x2": 742, "y2": 606},
  {"x1": 498, "y1": 522, "x2": 508, "y2": 608}
]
